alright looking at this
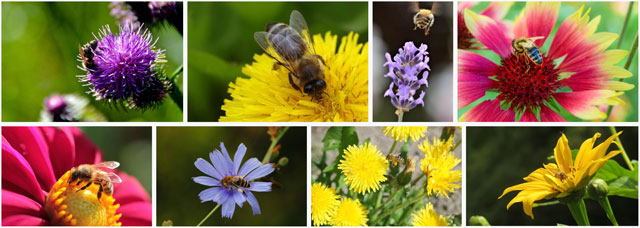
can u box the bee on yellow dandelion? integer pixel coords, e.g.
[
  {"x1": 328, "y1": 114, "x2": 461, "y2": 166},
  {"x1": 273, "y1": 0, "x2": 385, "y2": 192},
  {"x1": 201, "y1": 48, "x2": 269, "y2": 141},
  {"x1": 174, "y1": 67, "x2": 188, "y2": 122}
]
[
  {"x1": 330, "y1": 198, "x2": 368, "y2": 226},
  {"x1": 499, "y1": 132, "x2": 622, "y2": 219},
  {"x1": 419, "y1": 136, "x2": 461, "y2": 198},
  {"x1": 338, "y1": 142, "x2": 389, "y2": 194},
  {"x1": 220, "y1": 31, "x2": 368, "y2": 122},
  {"x1": 311, "y1": 183, "x2": 339, "y2": 226},
  {"x1": 410, "y1": 202, "x2": 448, "y2": 226},
  {"x1": 383, "y1": 126, "x2": 428, "y2": 142}
]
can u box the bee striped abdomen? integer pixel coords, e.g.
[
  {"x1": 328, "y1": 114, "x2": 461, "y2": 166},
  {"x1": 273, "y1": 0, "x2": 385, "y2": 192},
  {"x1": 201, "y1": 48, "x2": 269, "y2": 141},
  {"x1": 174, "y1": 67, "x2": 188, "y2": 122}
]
[
  {"x1": 235, "y1": 178, "x2": 250, "y2": 188},
  {"x1": 526, "y1": 47, "x2": 542, "y2": 65}
]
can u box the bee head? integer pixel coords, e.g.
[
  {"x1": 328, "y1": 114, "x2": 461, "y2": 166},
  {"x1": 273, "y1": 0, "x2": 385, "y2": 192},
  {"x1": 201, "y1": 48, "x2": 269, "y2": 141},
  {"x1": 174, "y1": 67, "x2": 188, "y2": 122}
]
[{"x1": 304, "y1": 80, "x2": 326, "y2": 96}]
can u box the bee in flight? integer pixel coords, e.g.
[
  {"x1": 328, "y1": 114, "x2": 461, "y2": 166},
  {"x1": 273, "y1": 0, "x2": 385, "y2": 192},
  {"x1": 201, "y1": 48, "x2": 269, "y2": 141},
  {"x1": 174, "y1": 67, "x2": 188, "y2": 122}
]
[
  {"x1": 78, "y1": 40, "x2": 99, "y2": 72},
  {"x1": 386, "y1": 154, "x2": 405, "y2": 167},
  {"x1": 410, "y1": 2, "x2": 438, "y2": 37},
  {"x1": 254, "y1": 10, "x2": 327, "y2": 100},
  {"x1": 68, "y1": 161, "x2": 122, "y2": 199},
  {"x1": 221, "y1": 175, "x2": 251, "y2": 193},
  {"x1": 512, "y1": 36, "x2": 544, "y2": 66}
]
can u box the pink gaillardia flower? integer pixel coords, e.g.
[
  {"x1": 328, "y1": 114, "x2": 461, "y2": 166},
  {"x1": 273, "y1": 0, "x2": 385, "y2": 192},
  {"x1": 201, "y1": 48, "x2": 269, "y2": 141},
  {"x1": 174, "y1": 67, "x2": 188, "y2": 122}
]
[
  {"x1": 459, "y1": 3, "x2": 634, "y2": 122},
  {"x1": 458, "y1": 2, "x2": 513, "y2": 49},
  {"x1": 2, "y1": 127, "x2": 151, "y2": 226}
]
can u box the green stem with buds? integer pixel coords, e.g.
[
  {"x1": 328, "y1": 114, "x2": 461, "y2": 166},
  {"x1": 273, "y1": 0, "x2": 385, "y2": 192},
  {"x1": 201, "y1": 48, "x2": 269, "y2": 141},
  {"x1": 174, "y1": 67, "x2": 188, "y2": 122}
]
[
  {"x1": 616, "y1": 2, "x2": 634, "y2": 49},
  {"x1": 262, "y1": 127, "x2": 290, "y2": 164},
  {"x1": 196, "y1": 204, "x2": 221, "y2": 226},
  {"x1": 566, "y1": 199, "x2": 590, "y2": 226}
]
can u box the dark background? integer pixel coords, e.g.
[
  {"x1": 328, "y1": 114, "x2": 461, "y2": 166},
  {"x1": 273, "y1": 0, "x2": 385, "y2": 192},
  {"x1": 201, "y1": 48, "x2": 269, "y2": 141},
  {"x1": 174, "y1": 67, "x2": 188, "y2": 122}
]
[
  {"x1": 156, "y1": 127, "x2": 307, "y2": 225},
  {"x1": 467, "y1": 127, "x2": 638, "y2": 225}
]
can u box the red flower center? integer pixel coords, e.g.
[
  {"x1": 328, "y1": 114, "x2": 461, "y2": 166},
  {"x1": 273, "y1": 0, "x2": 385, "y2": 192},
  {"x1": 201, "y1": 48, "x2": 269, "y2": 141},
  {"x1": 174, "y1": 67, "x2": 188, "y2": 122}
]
[
  {"x1": 458, "y1": 14, "x2": 474, "y2": 49},
  {"x1": 494, "y1": 53, "x2": 561, "y2": 112}
]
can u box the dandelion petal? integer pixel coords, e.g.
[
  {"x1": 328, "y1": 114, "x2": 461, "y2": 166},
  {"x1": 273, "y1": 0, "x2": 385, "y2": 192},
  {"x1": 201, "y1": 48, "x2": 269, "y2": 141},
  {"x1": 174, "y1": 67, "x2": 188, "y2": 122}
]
[
  {"x1": 244, "y1": 191, "x2": 262, "y2": 215},
  {"x1": 249, "y1": 182, "x2": 272, "y2": 192},
  {"x1": 244, "y1": 164, "x2": 275, "y2": 181}
]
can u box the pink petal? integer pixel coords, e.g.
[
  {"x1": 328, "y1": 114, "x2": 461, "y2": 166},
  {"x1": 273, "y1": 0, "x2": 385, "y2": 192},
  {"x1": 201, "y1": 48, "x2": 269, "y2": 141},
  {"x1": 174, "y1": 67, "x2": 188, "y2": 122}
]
[
  {"x1": 113, "y1": 172, "x2": 151, "y2": 204},
  {"x1": 38, "y1": 127, "x2": 75, "y2": 178},
  {"x1": 2, "y1": 190, "x2": 45, "y2": 218},
  {"x1": 548, "y1": 6, "x2": 591, "y2": 60},
  {"x1": 2, "y1": 214, "x2": 49, "y2": 226},
  {"x1": 560, "y1": 66, "x2": 608, "y2": 92},
  {"x1": 117, "y1": 201, "x2": 152, "y2": 226},
  {"x1": 513, "y1": 2, "x2": 559, "y2": 47},
  {"x1": 554, "y1": 91, "x2": 607, "y2": 120},
  {"x1": 61, "y1": 127, "x2": 102, "y2": 166},
  {"x1": 2, "y1": 141, "x2": 45, "y2": 203},
  {"x1": 519, "y1": 106, "x2": 565, "y2": 122},
  {"x1": 463, "y1": 9, "x2": 513, "y2": 58},
  {"x1": 481, "y1": 2, "x2": 513, "y2": 20},
  {"x1": 458, "y1": 2, "x2": 476, "y2": 12},
  {"x1": 458, "y1": 50, "x2": 498, "y2": 108},
  {"x1": 2, "y1": 127, "x2": 56, "y2": 190},
  {"x1": 460, "y1": 100, "x2": 515, "y2": 122}
]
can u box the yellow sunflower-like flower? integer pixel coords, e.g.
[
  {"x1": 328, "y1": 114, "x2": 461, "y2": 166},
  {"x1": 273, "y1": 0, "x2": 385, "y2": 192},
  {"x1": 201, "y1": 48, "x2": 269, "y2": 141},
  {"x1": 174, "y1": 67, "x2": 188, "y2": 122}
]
[
  {"x1": 220, "y1": 32, "x2": 368, "y2": 122},
  {"x1": 311, "y1": 183, "x2": 339, "y2": 226},
  {"x1": 338, "y1": 142, "x2": 388, "y2": 194},
  {"x1": 499, "y1": 132, "x2": 622, "y2": 219},
  {"x1": 419, "y1": 136, "x2": 461, "y2": 198},
  {"x1": 410, "y1": 202, "x2": 447, "y2": 226},
  {"x1": 330, "y1": 198, "x2": 368, "y2": 226},
  {"x1": 382, "y1": 126, "x2": 428, "y2": 142}
]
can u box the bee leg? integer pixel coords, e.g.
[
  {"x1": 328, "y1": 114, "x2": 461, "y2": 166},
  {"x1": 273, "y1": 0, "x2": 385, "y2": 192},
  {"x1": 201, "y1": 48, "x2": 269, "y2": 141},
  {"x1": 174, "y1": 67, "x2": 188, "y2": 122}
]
[
  {"x1": 315, "y1": 55, "x2": 328, "y2": 67},
  {"x1": 288, "y1": 73, "x2": 301, "y2": 90},
  {"x1": 97, "y1": 184, "x2": 103, "y2": 199},
  {"x1": 78, "y1": 182, "x2": 92, "y2": 192},
  {"x1": 273, "y1": 62, "x2": 290, "y2": 71}
]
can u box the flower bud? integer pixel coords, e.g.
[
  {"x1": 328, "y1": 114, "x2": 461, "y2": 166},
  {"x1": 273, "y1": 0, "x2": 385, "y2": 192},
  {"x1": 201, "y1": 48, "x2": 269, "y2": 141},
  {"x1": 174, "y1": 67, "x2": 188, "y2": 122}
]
[
  {"x1": 278, "y1": 157, "x2": 289, "y2": 167},
  {"x1": 162, "y1": 220, "x2": 173, "y2": 226},
  {"x1": 587, "y1": 178, "x2": 609, "y2": 200},
  {"x1": 469, "y1": 215, "x2": 490, "y2": 226}
]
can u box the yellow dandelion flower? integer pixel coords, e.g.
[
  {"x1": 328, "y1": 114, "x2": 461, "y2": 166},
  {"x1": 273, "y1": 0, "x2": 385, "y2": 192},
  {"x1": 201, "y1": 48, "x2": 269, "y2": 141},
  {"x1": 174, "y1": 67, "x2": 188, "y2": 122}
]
[
  {"x1": 330, "y1": 198, "x2": 368, "y2": 226},
  {"x1": 338, "y1": 142, "x2": 388, "y2": 194},
  {"x1": 410, "y1": 202, "x2": 448, "y2": 226},
  {"x1": 383, "y1": 126, "x2": 428, "y2": 142},
  {"x1": 311, "y1": 183, "x2": 339, "y2": 226},
  {"x1": 499, "y1": 132, "x2": 622, "y2": 219},
  {"x1": 419, "y1": 137, "x2": 461, "y2": 198},
  {"x1": 220, "y1": 32, "x2": 368, "y2": 122}
]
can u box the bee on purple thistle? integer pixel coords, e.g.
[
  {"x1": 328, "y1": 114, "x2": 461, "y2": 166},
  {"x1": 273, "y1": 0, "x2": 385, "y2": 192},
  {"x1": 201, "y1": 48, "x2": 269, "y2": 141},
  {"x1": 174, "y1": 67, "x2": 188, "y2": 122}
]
[
  {"x1": 77, "y1": 24, "x2": 171, "y2": 110},
  {"x1": 383, "y1": 41, "x2": 429, "y2": 117}
]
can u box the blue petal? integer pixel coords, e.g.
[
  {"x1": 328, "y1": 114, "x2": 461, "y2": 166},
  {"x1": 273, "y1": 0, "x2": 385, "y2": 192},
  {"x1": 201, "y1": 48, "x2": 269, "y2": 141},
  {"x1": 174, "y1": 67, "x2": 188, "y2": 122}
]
[
  {"x1": 233, "y1": 143, "x2": 247, "y2": 174},
  {"x1": 210, "y1": 150, "x2": 232, "y2": 176},
  {"x1": 198, "y1": 187, "x2": 222, "y2": 202},
  {"x1": 232, "y1": 190, "x2": 246, "y2": 207},
  {"x1": 249, "y1": 181, "x2": 272, "y2": 192},
  {"x1": 238, "y1": 158, "x2": 261, "y2": 177},
  {"x1": 195, "y1": 158, "x2": 223, "y2": 180},
  {"x1": 220, "y1": 142, "x2": 235, "y2": 171},
  {"x1": 221, "y1": 200, "x2": 236, "y2": 219},
  {"x1": 213, "y1": 188, "x2": 232, "y2": 204},
  {"x1": 245, "y1": 163, "x2": 275, "y2": 181},
  {"x1": 193, "y1": 176, "x2": 221, "y2": 186},
  {"x1": 244, "y1": 190, "x2": 261, "y2": 215}
]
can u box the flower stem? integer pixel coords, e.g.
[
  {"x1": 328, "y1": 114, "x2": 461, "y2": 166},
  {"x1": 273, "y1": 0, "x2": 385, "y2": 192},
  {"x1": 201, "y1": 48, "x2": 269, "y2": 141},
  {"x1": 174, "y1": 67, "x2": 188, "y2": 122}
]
[
  {"x1": 598, "y1": 196, "x2": 619, "y2": 226},
  {"x1": 371, "y1": 191, "x2": 427, "y2": 225},
  {"x1": 387, "y1": 140, "x2": 398, "y2": 156},
  {"x1": 608, "y1": 127, "x2": 634, "y2": 171},
  {"x1": 168, "y1": 66, "x2": 184, "y2": 111},
  {"x1": 196, "y1": 204, "x2": 221, "y2": 226},
  {"x1": 605, "y1": 33, "x2": 638, "y2": 120},
  {"x1": 566, "y1": 199, "x2": 590, "y2": 226},
  {"x1": 397, "y1": 111, "x2": 404, "y2": 122},
  {"x1": 616, "y1": 2, "x2": 634, "y2": 49},
  {"x1": 371, "y1": 187, "x2": 400, "y2": 215},
  {"x1": 411, "y1": 173, "x2": 426, "y2": 187},
  {"x1": 533, "y1": 200, "x2": 559, "y2": 208},
  {"x1": 262, "y1": 127, "x2": 290, "y2": 164}
]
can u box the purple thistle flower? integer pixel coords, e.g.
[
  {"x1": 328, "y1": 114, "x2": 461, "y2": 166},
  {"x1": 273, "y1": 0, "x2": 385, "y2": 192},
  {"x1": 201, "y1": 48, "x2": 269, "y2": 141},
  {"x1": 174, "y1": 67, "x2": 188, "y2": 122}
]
[
  {"x1": 193, "y1": 143, "x2": 275, "y2": 219},
  {"x1": 149, "y1": 1, "x2": 177, "y2": 22},
  {"x1": 40, "y1": 94, "x2": 89, "y2": 122},
  {"x1": 78, "y1": 24, "x2": 165, "y2": 105},
  {"x1": 109, "y1": 2, "x2": 141, "y2": 29},
  {"x1": 383, "y1": 41, "x2": 429, "y2": 113}
]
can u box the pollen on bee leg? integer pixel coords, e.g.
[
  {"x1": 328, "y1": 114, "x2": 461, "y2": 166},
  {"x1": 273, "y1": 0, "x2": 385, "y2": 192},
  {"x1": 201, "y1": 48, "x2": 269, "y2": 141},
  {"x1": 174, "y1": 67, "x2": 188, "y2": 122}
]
[{"x1": 44, "y1": 170, "x2": 122, "y2": 226}]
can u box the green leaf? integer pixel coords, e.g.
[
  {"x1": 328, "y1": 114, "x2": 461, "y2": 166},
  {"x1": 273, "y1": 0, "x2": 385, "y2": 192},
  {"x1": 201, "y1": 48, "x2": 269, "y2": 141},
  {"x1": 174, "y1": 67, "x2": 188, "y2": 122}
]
[
  {"x1": 594, "y1": 160, "x2": 638, "y2": 199},
  {"x1": 447, "y1": 215, "x2": 462, "y2": 226}
]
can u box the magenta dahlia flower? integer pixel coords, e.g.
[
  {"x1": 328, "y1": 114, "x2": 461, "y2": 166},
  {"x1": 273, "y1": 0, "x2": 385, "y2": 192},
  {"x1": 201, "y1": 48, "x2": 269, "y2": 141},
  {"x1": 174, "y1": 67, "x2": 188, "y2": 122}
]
[
  {"x1": 459, "y1": 3, "x2": 634, "y2": 122},
  {"x1": 458, "y1": 2, "x2": 513, "y2": 49},
  {"x1": 2, "y1": 127, "x2": 151, "y2": 226}
]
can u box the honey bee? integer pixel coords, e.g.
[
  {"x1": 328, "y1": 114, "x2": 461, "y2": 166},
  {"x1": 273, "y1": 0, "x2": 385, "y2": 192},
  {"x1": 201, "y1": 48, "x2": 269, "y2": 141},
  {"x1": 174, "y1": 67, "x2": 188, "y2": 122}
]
[
  {"x1": 552, "y1": 169, "x2": 567, "y2": 181},
  {"x1": 254, "y1": 10, "x2": 327, "y2": 100},
  {"x1": 386, "y1": 154, "x2": 405, "y2": 167},
  {"x1": 78, "y1": 40, "x2": 99, "y2": 71},
  {"x1": 221, "y1": 176, "x2": 250, "y2": 192},
  {"x1": 410, "y1": 2, "x2": 438, "y2": 36},
  {"x1": 68, "y1": 161, "x2": 122, "y2": 199},
  {"x1": 512, "y1": 36, "x2": 544, "y2": 65}
]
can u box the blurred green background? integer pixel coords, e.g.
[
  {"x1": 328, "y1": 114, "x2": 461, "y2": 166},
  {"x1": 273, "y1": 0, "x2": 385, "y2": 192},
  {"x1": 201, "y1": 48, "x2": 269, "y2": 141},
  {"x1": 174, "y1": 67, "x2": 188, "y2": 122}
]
[
  {"x1": 459, "y1": 2, "x2": 639, "y2": 122},
  {"x1": 157, "y1": 127, "x2": 307, "y2": 225},
  {"x1": 188, "y1": 2, "x2": 368, "y2": 121},
  {"x1": 79, "y1": 126, "x2": 152, "y2": 196},
  {"x1": 467, "y1": 127, "x2": 638, "y2": 225},
  {"x1": 2, "y1": 2, "x2": 183, "y2": 122}
]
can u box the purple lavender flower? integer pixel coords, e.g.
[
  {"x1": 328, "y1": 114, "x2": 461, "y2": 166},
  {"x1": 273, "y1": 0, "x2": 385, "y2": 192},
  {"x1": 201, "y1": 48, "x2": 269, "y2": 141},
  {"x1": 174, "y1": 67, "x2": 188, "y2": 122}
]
[
  {"x1": 383, "y1": 41, "x2": 429, "y2": 114},
  {"x1": 109, "y1": 2, "x2": 141, "y2": 29},
  {"x1": 193, "y1": 143, "x2": 275, "y2": 218},
  {"x1": 149, "y1": 1, "x2": 177, "y2": 22},
  {"x1": 78, "y1": 24, "x2": 166, "y2": 107}
]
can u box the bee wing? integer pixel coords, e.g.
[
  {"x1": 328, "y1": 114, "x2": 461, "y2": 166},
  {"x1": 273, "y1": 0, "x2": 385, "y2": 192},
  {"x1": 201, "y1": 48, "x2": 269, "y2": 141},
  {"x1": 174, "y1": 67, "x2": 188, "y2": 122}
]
[
  {"x1": 107, "y1": 172, "x2": 122, "y2": 184},
  {"x1": 528, "y1": 36, "x2": 545, "y2": 41},
  {"x1": 430, "y1": 2, "x2": 439, "y2": 15},
  {"x1": 289, "y1": 10, "x2": 321, "y2": 60},
  {"x1": 408, "y1": 2, "x2": 420, "y2": 14},
  {"x1": 94, "y1": 161, "x2": 120, "y2": 170},
  {"x1": 254, "y1": 31, "x2": 298, "y2": 73}
]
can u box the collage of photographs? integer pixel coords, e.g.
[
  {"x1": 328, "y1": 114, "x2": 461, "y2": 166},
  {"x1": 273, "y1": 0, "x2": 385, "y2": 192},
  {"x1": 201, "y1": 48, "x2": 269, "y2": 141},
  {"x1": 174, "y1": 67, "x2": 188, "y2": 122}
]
[{"x1": 0, "y1": 0, "x2": 638, "y2": 227}]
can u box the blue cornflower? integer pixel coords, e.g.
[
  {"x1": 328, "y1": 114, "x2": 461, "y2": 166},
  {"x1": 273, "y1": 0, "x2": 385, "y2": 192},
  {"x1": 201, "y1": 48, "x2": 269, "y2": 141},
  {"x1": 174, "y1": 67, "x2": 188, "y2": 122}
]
[
  {"x1": 193, "y1": 143, "x2": 275, "y2": 218},
  {"x1": 383, "y1": 41, "x2": 429, "y2": 113}
]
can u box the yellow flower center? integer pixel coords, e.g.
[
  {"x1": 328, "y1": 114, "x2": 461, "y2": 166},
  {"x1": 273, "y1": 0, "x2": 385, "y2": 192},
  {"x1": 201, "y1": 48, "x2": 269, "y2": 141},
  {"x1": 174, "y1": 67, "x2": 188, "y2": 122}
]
[{"x1": 44, "y1": 171, "x2": 122, "y2": 226}]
